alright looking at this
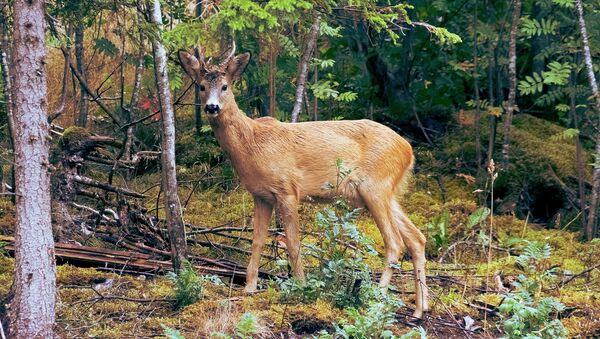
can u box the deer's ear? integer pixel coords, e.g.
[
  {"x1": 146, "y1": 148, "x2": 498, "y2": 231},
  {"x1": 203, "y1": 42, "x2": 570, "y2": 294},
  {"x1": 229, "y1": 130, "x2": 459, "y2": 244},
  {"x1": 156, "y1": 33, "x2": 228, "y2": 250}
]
[
  {"x1": 226, "y1": 52, "x2": 251, "y2": 80},
  {"x1": 178, "y1": 50, "x2": 202, "y2": 79}
]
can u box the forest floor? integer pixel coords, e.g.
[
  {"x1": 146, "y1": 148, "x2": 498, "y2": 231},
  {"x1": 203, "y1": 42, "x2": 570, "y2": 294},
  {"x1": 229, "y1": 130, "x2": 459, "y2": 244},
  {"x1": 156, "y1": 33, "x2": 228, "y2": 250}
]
[{"x1": 1, "y1": 171, "x2": 600, "y2": 338}]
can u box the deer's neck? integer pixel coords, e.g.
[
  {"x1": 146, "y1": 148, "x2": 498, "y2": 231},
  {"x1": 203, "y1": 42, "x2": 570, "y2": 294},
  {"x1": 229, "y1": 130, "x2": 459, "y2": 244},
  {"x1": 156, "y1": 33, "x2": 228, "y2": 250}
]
[{"x1": 210, "y1": 104, "x2": 256, "y2": 157}]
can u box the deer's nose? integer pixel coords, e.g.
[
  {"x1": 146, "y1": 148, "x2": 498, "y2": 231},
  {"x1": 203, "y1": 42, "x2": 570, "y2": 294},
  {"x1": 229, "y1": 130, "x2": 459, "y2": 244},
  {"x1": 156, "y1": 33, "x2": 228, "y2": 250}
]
[{"x1": 205, "y1": 104, "x2": 220, "y2": 114}]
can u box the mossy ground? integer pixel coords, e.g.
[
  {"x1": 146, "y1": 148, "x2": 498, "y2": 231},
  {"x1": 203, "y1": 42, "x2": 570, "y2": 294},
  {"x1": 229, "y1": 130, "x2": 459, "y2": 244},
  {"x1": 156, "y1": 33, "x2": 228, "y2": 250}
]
[
  {"x1": 1, "y1": 176, "x2": 599, "y2": 338},
  {"x1": 1, "y1": 114, "x2": 599, "y2": 337}
]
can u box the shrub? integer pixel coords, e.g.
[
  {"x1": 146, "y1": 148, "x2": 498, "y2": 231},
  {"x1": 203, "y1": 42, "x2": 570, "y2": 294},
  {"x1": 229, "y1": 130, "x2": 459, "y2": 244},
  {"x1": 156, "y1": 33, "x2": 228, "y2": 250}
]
[
  {"x1": 498, "y1": 241, "x2": 567, "y2": 338},
  {"x1": 167, "y1": 260, "x2": 207, "y2": 309}
]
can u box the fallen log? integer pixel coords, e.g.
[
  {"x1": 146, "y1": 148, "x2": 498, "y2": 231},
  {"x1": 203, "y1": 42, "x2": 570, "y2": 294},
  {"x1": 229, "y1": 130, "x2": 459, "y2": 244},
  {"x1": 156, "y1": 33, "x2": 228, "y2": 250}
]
[{"x1": 0, "y1": 235, "x2": 281, "y2": 284}]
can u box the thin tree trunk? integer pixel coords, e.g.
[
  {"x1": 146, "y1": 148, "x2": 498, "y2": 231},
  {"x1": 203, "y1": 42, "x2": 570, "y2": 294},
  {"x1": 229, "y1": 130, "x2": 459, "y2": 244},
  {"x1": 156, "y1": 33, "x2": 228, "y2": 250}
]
[
  {"x1": 268, "y1": 36, "x2": 277, "y2": 117},
  {"x1": 576, "y1": 0, "x2": 600, "y2": 240},
  {"x1": 8, "y1": 1, "x2": 56, "y2": 337},
  {"x1": 473, "y1": 3, "x2": 482, "y2": 173},
  {"x1": 149, "y1": 0, "x2": 187, "y2": 270},
  {"x1": 486, "y1": 42, "x2": 496, "y2": 167},
  {"x1": 124, "y1": 32, "x2": 144, "y2": 161},
  {"x1": 569, "y1": 68, "x2": 587, "y2": 232},
  {"x1": 291, "y1": 15, "x2": 320, "y2": 123},
  {"x1": 193, "y1": 0, "x2": 203, "y2": 135},
  {"x1": 75, "y1": 24, "x2": 89, "y2": 128},
  {"x1": 0, "y1": 5, "x2": 15, "y2": 201},
  {"x1": 501, "y1": 0, "x2": 521, "y2": 168}
]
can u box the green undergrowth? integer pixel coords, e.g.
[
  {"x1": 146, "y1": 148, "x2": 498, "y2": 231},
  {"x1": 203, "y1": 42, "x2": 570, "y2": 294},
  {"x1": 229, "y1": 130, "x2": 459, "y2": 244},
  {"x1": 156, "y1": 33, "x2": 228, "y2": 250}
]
[{"x1": 1, "y1": 113, "x2": 600, "y2": 336}]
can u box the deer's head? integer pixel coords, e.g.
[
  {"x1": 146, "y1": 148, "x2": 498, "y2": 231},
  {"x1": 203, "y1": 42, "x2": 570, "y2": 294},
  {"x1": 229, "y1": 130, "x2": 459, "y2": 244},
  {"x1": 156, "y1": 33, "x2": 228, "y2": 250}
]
[{"x1": 178, "y1": 42, "x2": 250, "y2": 118}]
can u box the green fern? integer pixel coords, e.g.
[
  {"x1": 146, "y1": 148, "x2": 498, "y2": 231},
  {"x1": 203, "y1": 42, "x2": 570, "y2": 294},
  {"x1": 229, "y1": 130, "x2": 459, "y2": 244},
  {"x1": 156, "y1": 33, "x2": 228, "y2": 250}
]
[
  {"x1": 550, "y1": 128, "x2": 579, "y2": 141},
  {"x1": 278, "y1": 34, "x2": 300, "y2": 57},
  {"x1": 552, "y1": 0, "x2": 574, "y2": 8},
  {"x1": 542, "y1": 62, "x2": 571, "y2": 86},
  {"x1": 520, "y1": 17, "x2": 558, "y2": 37},
  {"x1": 535, "y1": 87, "x2": 566, "y2": 106},
  {"x1": 518, "y1": 72, "x2": 544, "y2": 95}
]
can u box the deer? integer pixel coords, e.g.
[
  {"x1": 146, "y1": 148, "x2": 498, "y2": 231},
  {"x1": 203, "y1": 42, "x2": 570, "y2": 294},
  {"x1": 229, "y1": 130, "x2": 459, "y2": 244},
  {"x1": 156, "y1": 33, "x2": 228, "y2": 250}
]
[{"x1": 178, "y1": 43, "x2": 429, "y2": 318}]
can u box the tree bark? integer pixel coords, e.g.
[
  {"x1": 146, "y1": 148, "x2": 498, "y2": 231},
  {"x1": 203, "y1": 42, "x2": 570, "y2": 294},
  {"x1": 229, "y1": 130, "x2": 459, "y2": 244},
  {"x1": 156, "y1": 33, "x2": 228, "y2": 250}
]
[
  {"x1": 193, "y1": 1, "x2": 203, "y2": 135},
  {"x1": 8, "y1": 1, "x2": 56, "y2": 337},
  {"x1": 568, "y1": 68, "x2": 587, "y2": 232},
  {"x1": 124, "y1": 32, "x2": 145, "y2": 161},
  {"x1": 75, "y1": 24, "x2": 89, "y2": 128},
  {"x1": 268, "y1": 36, "x2": 277, "y2": 117},
  {"x1": 472, "y1": 3, "x2": 482, "y2": 173},
  {"x1": 148, "y1": 0, "x2": 187, "y2": 270},
  {"x1": 486, "y1": 42, "x2": 496, "y2": 167},
  {"x1": 576, "y1": 0, "x2": 600, "y2": 240},
  {"x1": 501, "y1": 0, "x2": 521, "y2": 169},
  {"x1": 0, "y1": 5, "x2": 15, "y2": 201},
  {"x1": 291, "y1": 15, "x2": 320, "y2": 123}
]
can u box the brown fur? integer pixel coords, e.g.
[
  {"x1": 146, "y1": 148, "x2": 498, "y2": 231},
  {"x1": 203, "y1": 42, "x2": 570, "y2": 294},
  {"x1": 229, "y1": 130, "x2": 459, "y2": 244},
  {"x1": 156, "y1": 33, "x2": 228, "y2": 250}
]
[{"x1": 178, "y1": 48, "x2": 429, "y2": 318}]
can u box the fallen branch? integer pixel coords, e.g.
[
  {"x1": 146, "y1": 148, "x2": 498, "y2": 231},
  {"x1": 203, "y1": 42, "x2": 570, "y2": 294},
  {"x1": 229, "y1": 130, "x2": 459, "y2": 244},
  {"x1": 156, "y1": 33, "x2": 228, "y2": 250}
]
[
  {"x1": 561, "y1": 263, "x2": 600, "y2": 286},
  {"x1": 71, "y1": 174, "x2": 146, "y2": 198}
]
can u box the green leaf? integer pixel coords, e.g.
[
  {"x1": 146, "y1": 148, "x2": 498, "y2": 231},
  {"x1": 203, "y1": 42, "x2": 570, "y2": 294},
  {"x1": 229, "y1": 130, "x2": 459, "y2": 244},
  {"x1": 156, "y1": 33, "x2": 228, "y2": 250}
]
[
  {"x1": 336, "y1": 92, "x2": 358, "y2": 102},
  {"x1": 549, "y1": 128, "x2": 579, "y2": 141},
  {"x1": 467, "y1": 207, "x2": 490, "y2": 229},
  {"x1": 161, "y1": 324, "x2": 185, "y2": 339},
  {"x1": 94, "y1": 38, "x2": 119, "y2": 57}
]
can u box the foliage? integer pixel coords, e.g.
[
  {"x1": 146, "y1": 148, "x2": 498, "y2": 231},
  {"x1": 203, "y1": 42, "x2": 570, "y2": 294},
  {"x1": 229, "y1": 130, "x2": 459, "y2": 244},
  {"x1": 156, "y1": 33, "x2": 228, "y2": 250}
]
[
  {"x1": 279, "y1": 160, "x2": 379, "y2": 308},
  {"x1": 166, "y1": 260, "x2": 207, "y2": 309},
  {"x1": 161, "y1": 324, "x2": 186, "y2": 339},
  {"x1": 334, "y1": 295, "x2": 403, "y2": 339},
  {"x1": 210, "y1": 312, "x2": 260, "y2": 339},
  {"x1": 499, "y1": 241, "x2": 568, "y2": 339}
]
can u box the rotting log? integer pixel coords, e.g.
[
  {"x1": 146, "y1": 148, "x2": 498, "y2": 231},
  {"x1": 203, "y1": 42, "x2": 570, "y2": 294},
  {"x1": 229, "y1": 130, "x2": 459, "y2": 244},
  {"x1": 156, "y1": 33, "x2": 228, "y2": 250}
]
[{"x1": 0, "y1": 236, "x2": 280, "y2": 284}]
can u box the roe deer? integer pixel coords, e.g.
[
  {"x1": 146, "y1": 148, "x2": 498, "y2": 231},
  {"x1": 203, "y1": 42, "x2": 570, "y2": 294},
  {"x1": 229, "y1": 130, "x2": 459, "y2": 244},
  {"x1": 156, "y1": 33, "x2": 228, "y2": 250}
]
[{"x1": 178, "y1": 44, "x2": 429, "y2": 318}]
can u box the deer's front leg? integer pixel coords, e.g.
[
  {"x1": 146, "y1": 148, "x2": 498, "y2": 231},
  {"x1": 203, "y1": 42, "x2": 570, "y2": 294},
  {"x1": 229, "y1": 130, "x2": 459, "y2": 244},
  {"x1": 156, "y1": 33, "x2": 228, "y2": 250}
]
[
  {"x1": 277, "y1": 195, "x2": 305, "y2": 280},
  {"x1": 244, "y1": 197, "x2": 273, "y2": 292}
]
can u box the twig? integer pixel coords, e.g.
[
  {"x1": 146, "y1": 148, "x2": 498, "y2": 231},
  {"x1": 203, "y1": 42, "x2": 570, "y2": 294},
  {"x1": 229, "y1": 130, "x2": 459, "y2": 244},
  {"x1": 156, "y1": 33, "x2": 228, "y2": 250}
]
[
  {"x1": 71, "y1": 174, "x2": 146, "y2": 198},
  {"x1": 561, "y1": 263, "x2": 600, "y2": 286},
  {"x1": 438, "y1": 240, "x2": 511, "y2": 263}
]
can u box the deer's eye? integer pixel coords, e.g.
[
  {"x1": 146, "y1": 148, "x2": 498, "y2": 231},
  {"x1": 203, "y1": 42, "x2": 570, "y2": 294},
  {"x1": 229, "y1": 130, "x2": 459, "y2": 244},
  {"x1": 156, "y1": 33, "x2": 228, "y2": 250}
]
[
  {"x1": 222, "y1": 85, "x2": 228, "y2": 91},
  {"x1": 200, "y1": 85, "x2": 205, "y2": 91}
]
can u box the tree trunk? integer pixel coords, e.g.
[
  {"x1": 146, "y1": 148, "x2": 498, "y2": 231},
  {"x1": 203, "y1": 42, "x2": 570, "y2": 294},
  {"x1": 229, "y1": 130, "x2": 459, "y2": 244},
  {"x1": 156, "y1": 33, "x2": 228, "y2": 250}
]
[
  {"x1": 472, "y1": 3, "x2": 482, "y2": 173},
  {"x1": 193, "y1": 1, "x2": 203, "y2": 135},
  {"x1": 576, "y1": 0, "x2": 600, "y2": 240},
  {"x1": 124, "y1": 32, "x2": 145, "y2": 161},
  {"x1": 75, "y1": 24, "x2": 89, "y2": 128},
  {"x1": 568, "y1": 68, "x2": 587, "y2": 232},
  {"x1": 486, "y1": 42, "x2": 496, "y2": 167},
  {"x1": 0, "y1": 5, "x2": 15, "y2": 201},
  {"x1": 291, "y1": 15, "x2": 320, "y2": 123},
  {"x1": 501, "y1": 0, "x2": 521, "y2": 168},
  {"x1": 8, "y1": 1, "x2": 56, "y2": 337},
  {"x1": 268, "y1": 36, "x2": 277, "y2": 117},
  {"x1": 148, "y1": 0, "x2": 187, "y2": 270}
]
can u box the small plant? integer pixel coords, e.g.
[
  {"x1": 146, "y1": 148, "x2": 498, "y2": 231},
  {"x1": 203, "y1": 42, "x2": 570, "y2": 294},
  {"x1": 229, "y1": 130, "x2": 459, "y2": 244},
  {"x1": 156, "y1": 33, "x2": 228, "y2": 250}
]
[
  {"x1": 498, "y1": 241, "x2": 567, "y2": 339},
  {"x1": 426, "y1": 209, "x2": 449, "y2": 249},
  {"x1": 279, "y1": 160, "x2": 380, "y2": 308},
  {"x1": 334, "y1": 294, "x2": 402, "y2": 339},
  {"x1": 319, "y1": 293, "x2": 426, "y2": 339},
  {"x1": 161, "y1": 324, "x2": 185, "y2": 339},
  {"x1": 210, "y1": 312, "x2": 260, "y2": 339},
  {"x1": 167, "y1": 260, "x2": 207, "y2": 309}
]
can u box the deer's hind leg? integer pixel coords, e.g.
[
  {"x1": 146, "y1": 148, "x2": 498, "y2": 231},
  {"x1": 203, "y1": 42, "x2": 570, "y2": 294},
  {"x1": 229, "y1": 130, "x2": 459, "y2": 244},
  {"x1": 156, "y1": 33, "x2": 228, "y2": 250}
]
[
  {"x1": 391, "y1": 198, "x2": 429, "y2": 319},
  {"x1": 358, "y1": 190, "x2": 405, "y2": 290}
]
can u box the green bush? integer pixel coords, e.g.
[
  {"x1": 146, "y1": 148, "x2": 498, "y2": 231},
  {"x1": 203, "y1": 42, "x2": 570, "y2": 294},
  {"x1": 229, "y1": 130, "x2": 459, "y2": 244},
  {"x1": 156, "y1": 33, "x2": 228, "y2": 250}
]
[
  {"x1": 167, "y1": 260, "x2": 207, "y2": 309},
  {"x1": 499, "y1": 241, "x2": 567, "y2": 339}
]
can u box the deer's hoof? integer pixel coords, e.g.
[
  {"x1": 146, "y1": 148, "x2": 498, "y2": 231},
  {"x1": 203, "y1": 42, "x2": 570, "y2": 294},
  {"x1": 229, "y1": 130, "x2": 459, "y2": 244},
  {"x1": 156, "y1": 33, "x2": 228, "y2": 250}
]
[{"x1": 243, "y1": 286, "x2": 257, "y2": 294}]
